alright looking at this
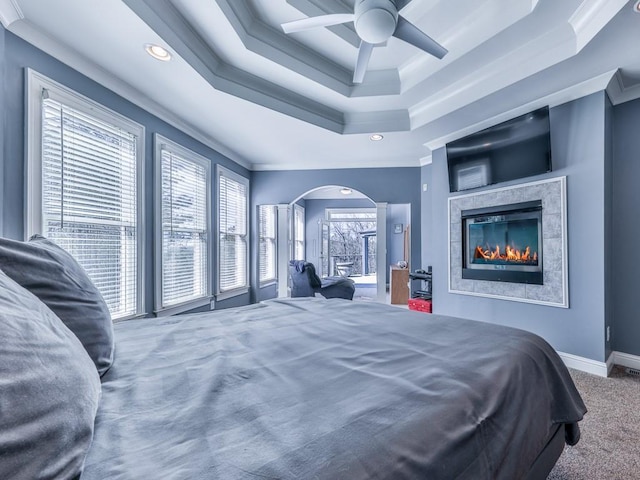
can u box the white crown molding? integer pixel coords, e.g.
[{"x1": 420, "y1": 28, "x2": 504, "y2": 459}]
[
  {"x1": 217, "y1": 0, "x2": 400, "y2": 97},
  {"x1": 123, "y1": 0, "x2": 407, "y2": 134},
  {"x1": 410, "y1": 24, "x2": 577, "y2": 130},
  {"x1": 410, "y1": 0, "x2": 624, "y2": 133},
  {"x1": 0, "y1": 0, "x2": 23, "y2": 28},
  {"x1": 399, "y1": 0, "x2": 539, "y2": 94},
  {"x1": 285, "y1": 0, "x2": 360, "y2": 47},
  {"x1": 251, "y1": 155, "x2": 420, "y2": 171},
  {"x1": 122, "y1": 0, "x2": 348, "y2": 134},
  {"x1": 606, "y1": 69, "x2": 640, "y2": 106},
  {"x1": 424, "y1": 69, "x2": 618, "y2": 152},
  {"x1": 7, "y1": 19, "x2": 253, "y2": 171},
  {"x1": 558, "y1": 351, "x2": 609, "y2": 377},
  {"x1": 419, "y1": 155, "x2": 433, "y2": 166},
  {"x1": 569, "y1": 0, "x2": 628, "y2": 51}
]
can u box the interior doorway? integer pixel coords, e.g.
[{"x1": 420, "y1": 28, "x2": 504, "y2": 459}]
[
  {"x1": 276, "y1": 185, "x2": 387, "y2": 302},
  {"x1": 322, "y1": 208, "x2": 377, "y2": 294}
]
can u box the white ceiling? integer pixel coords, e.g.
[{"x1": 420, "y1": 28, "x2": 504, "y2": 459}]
[{"x1": 2, "y1": 0, "x2": 639, "y2": 171}]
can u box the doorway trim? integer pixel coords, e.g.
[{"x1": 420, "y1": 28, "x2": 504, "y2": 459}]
[
  {"x1": 274, "y1": 186, "x2": 387, "y2": 302},
  {"x1": 376, "y1": 203, "x2": 387, "y2": 302}
]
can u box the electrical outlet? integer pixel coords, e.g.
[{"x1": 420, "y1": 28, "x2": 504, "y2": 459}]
[
  {"x1": 606, "y1": 326, "x2": 610, "y2": 342},
  {"x1": 210, "y1": 299, "x2": 215, "y2": 310}
]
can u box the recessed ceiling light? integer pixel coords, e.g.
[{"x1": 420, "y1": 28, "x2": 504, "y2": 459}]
[
  {"x1": 635, "y1": 0, "x2": 640, "y2": 13},
  {"x1": 145, "y1": 44, "x2": 172, "y2": 62},
  {"x1": 340, "y1": 187, "x2": 353, "y2": 195},
  {"x1": 370, "y1": 134, "x2": 384, "y2": 141}
]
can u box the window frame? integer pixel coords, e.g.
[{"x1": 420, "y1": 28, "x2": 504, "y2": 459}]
[
  {"x1": 326, "y1": 208, "x2": 377, "y2": 222},
  {"x1": 26, "y1": 69, "x2": 145, "y2": 321},
  {"x1": 292, "y1": 203, "x2": 305, "y2": 261},
  {"x1": 154, "y1": 134, "x2": 212, "y2": 316},
  {"x1": 215, "y1": 165, "x2": 250, "y2": 300},
  {"x1": 258, "y1": 204, "x2": 278, "y2": 286}
]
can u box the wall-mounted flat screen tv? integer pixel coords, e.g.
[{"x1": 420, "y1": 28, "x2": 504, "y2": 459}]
[{"x1": 446, "y1": 107, "x2": 552, "y2": 193}]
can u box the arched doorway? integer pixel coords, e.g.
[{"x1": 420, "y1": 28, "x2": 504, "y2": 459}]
[{"x1": 278, "y1": 185, "x2": 388, "y2": 302}]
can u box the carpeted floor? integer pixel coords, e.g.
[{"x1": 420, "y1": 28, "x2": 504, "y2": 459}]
[{"x1": 547, "y1": 366, "x2": 640, "y2": 479}]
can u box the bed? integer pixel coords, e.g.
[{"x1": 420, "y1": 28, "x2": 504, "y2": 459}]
[
  {"x1": 0, "y1": 236, "x2": 585, "y2": 479},
  {"x1": 82, "y1": 298, "x2": 584, "y2": 479}
]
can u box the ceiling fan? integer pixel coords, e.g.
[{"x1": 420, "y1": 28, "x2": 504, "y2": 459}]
[{"x1": 281, "y1": 0, "x2": 448, "y2": 84}]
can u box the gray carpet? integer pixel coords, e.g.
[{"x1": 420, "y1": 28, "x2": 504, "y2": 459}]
[{"x1": 547, "y1": 366, "x2": 640, "y2": 479}]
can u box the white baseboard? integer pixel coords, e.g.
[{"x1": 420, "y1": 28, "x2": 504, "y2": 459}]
[
  {"x1": 611, "y1": 351, "x2": 640, "y2": 371},
  {"x1": 557, "y1": 350, "x2": 640, "y2": 377},
  {"x1": 557, "y1": 351, "x2": 609, "y2": 377},
  {"x1": 605, "y1": 352, "x2": 616, "y2": 376}
]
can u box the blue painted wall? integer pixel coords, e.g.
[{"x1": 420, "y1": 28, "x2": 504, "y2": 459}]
[
  {"x1": 0, "y1": 25, "x2": 5, "y2": 237},
  {"x1": 604, "y1": 95, "x2": 614, "y2": 361},
  {"x1": 4, "y1": 24, "x2": 637, "y2": 362},
  {"x1": 0, "y1": 30, "x2": 250, "y2": 312},
  {"x1": 422, "y1": 92, "x2": 609, "y2": 362},
  {"x1": 386, "y1": 203, "x2": 411, "y2": 272},
  {"x1": 612, "y1": 96, "x2": 640, "y2": 357},
  {"x1": 420, "y1": 163, "x2": 433, "y2": 270}
]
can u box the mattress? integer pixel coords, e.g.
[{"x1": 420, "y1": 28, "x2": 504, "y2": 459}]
[{"x1": 82, "y1": 298, "x2": 585, "y2": 479}]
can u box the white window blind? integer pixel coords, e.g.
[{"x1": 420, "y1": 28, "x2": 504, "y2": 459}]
[
  {"x1": 258, "y1": 205, "x2": 277, "y2": 283},
  {"x1": 160, "y1": 147, "x2": 209, "y2": 308},
  {"x1": 41, "y1": 94, "x2": 139, "y2": 319},
  {"x1": 293, "y1": 204, "x2": 305, "y2": 260},
  {"x1": 218, "y1": 169, "x2": 248, "y2": 293}
]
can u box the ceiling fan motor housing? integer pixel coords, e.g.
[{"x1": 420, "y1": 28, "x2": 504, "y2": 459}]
[{"x1": 354, "y1": 0, "x2": 399, "y2": 44}]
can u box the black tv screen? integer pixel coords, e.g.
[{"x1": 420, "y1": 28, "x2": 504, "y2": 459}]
[{"x1": 446, "y1": 107, "x2": 552, "y2": 192}]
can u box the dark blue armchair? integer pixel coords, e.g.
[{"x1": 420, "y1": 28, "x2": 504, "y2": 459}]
[{"x1": 289, "y1": 260, "x2": 355, "y2": 300}]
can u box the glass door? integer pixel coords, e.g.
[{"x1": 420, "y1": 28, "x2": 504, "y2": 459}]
[{"x1": 318, "y1": 220, "x2": 330, "y2": 277}]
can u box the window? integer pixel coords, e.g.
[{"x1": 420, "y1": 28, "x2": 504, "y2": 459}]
[
  {"x1": 326, "y1": 210, "x2": 377, "y2": 221},
  {"x1": 155, "y1": 135, "x2": 211, "y2": 313},
  {"x1": 258, "y1": 205, "x2": 277, "y2": 284},
  {"x1": 325, "y1": 208, "x2": 377, "y2": 278},
  {"x1": 217, "y1": 166, "x2": 249, "y2": 296},
  {"x1": 293, "y1": 204, "x2": 305, "y2": 260},
  {"x1": 27, "y1": 70, "x2": 144, "y2": 320}
]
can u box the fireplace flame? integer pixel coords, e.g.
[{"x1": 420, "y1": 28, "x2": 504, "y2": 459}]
[{"x1": 474, "y1": 245, "x2": 538, "y2": 263}]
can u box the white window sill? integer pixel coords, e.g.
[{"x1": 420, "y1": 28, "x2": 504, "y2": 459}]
[
  {"x1": 112, "y1": 312, "x2": 147, "y2": 323},
  {"x1": 155, "y1": 297, "x2": 212, "y2": 317},
  {"x1": 259, "y1": 280, "x2": 277, "y2": 288},
  {"x1": 216, "y1": 287, "x2": 249, "y2": 302}
]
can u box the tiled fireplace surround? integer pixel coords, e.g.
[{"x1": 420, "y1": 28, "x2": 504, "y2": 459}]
[{"x1": 448, "y1": 176, "x2": 568, "y2": 308}]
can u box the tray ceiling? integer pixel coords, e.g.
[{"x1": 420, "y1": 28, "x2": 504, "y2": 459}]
[{"x1": 2, "y1": 0, "x2": 639, "y2": 170}]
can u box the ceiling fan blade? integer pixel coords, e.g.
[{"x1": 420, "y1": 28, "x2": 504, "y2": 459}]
[
  {"x1": 394, "y1": 0, "x2": 413, "y2": 11},
  {"x1": 353, "y1": 41, "x2": 374, "y2": 84},
  {"x1": 281, "y1": 13, "x2": 355, "y2": 34},
  {"x1": 393, "y1": 15, "x2": 448, "y2": 59}
]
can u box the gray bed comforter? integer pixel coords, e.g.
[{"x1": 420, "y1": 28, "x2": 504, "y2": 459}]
[{"x1": 82, "y1": 298, "x2": 585, "y2": 480}]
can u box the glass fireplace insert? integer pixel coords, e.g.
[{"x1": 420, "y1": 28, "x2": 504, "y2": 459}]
[{"x1": 461, "y1": 200, "x2": 543, "y2": 284}]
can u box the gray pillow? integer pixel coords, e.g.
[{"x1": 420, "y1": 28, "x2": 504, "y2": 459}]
[
  {"x1": 0, "y1": 269, "x2": 101, "y2": 479},
  {"x1": 0, "y1": 235, "x2": 114, "y2": 376}
]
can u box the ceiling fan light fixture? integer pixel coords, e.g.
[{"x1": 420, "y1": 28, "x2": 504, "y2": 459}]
[
  {"x1": 340, "y1": 187, "x2": 353, "y2": 195},
  {"x1": 354, "y1": 0, "x2": 398, "y2": 44},
  {"x1": 145, "y1": 44, "x2": 172, "y2": 61},
  {"x1": 280, "y1": 0, "x2": 447, "y2": 84},
  {"x1": 370, "y1": 133, "x2": 384, "y2": 141}
]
